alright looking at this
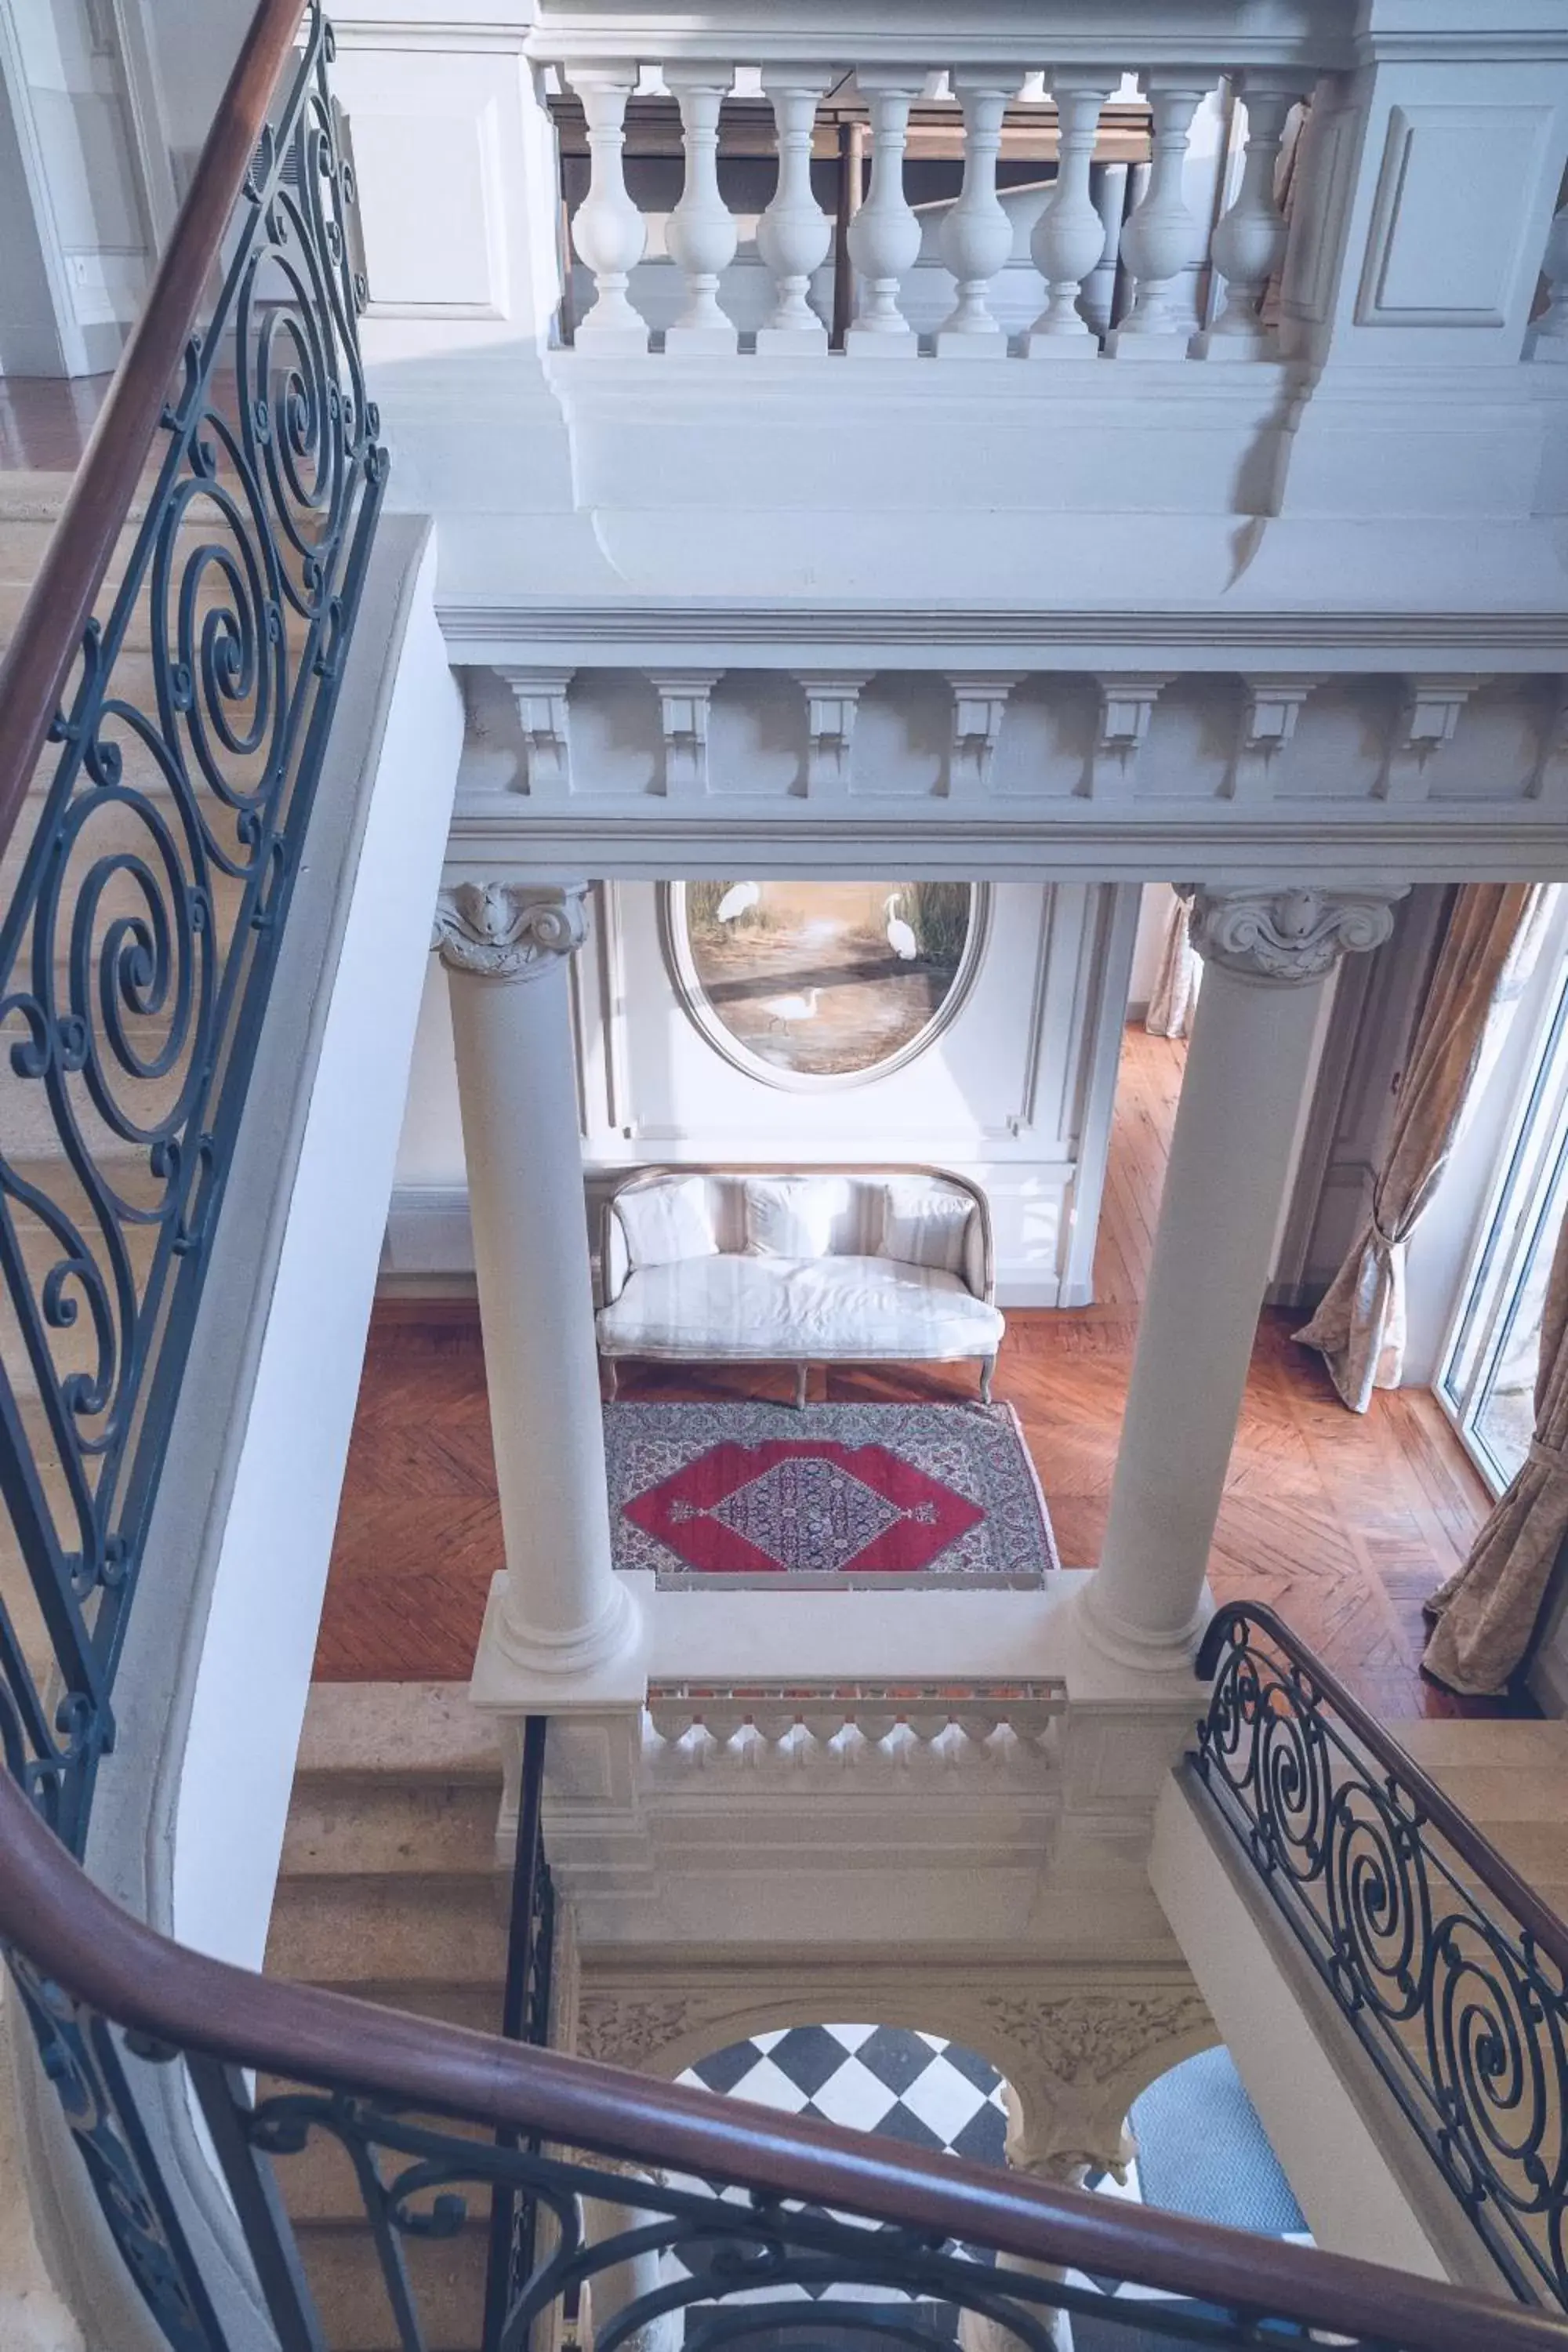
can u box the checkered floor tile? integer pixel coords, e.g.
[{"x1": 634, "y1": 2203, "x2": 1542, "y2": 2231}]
[{"x1": 681, "y1": 2024, "x2": 1010, "y2": 2169}]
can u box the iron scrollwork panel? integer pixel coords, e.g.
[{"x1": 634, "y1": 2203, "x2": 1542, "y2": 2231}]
[
  {"x1": 0, "y1": 0, "x2": 385, "y2": 1853},
  {"x1": 1194, "y1": 1607, "x2": 1568, "y2": 2310}
]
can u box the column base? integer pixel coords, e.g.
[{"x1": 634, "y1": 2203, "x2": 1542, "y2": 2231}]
[
  {"x1": 469, "y1": 1570, "x2": 651, "y2": 1714},
  {"x1": 1071, "y1": 1576, "x2": 1211, "y2": 1680}
]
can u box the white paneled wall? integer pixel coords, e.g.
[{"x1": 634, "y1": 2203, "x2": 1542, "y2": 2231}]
[{"x1": 387, "y1": 880, "x2": 1139, "y2": 1307}]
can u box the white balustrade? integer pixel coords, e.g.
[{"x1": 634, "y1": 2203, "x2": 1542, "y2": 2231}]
[
  {"x1": 844, "y1": 71, "x2": 925, "y2": 355},
  {"x1": 567, "y1": 64, "x2": 648, "y2": 350},
  {"x1": 1105, "y1": 75, "x2": 1207, "y2": 354},
  {"x1": 553, "y1": 53, "x2": 1346, "y2": 372},
  {"x1": 936, "y1": 71, "x2": 1027, "y2": 354},
  {"x1": 1191, "y1": 76, "x2": 1302, "y2": 359},
  {"x1": 757, "y1": 69, "x2": 836, "y2": 353},
  {"x1": 643, "y1": 1682, "x2": 1064, "y2": 1781},
  {"x1": 1026, "y1": 73, "x2": 1116, "y2": 357},
  {"x1": 665, "y1": 66, "x2": 739, "y2": 353}
]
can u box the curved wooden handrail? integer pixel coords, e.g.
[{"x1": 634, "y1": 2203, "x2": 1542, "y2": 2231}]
[
  {"x1": 0, "y1": 1772, "x2": 1561, "y2": 2350},
  {"x1": 1196, "y1": 1600, "x2": 1568, "y2": 1977},
  {"x1": 0, "y1": 0, "x2": 310, "y2": 855}
]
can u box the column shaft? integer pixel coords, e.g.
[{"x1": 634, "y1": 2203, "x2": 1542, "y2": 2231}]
[{"x1": 437, "y1": 883, "x2": 635, "y2": 1682}]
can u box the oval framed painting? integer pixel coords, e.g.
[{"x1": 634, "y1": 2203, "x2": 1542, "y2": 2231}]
[{"x1": 662, "y1": 880, "x2": 989, "y2": 1090}]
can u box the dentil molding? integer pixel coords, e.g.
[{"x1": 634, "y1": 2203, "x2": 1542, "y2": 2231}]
[
  {"x1": 431, "y1": 880, "x2": 590, "y2": 980},
  {"x1": 1181, "y1": 885, "x2": 1403, "y2": 985}
]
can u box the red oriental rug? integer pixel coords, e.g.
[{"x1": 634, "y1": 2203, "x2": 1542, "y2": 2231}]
[{"x1": 604, "y1": 1400, "x2": 1058, "y2": 1589}]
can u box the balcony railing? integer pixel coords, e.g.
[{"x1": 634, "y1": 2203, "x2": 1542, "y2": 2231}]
[{"x1": 1192, "y1": 1602, "x2": 1568, "y2": 2315}]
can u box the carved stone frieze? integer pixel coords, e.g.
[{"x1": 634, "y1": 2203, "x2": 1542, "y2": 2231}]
[
  {"x1": 575, "y1": 1996, "x2": 710, "y2": 2071},
  {"x1": 978, "y1": 1990, "x2": 1213, "y2": 2088},
  {"x1": 1181, "y1": 884, "x2": 1400, "y2": 986},
  {"x1": 431, "y1": 880, "x2": 589, "y2": 981}
]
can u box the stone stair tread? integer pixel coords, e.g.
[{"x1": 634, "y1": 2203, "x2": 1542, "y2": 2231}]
[
  {"x1": 266, "y1": 1875, "x2": 510, "y2": 1985},
  {"x1": 281, "y1": 1780, "x2": 501, "y2": 1877},
  {"x1": 289, "y1": 2222, "x2": 485, "y2": 2352},
  {"x1": 1416, "y1": 1763, "x2": 1568, "y2": 1823},
  {"x1": 1394, "y1": 1720, "x2": 1568, "y2": 1769},
  {"x1": 295, "y1": 1681, "x2": 503, "y2": 1783}
]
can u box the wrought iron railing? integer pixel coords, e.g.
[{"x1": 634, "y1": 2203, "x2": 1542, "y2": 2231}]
[
  {"x1": 0, "y1": 0, "x2": 382, "y2": 1857},
  {"x1": 485, "y1": 1714, "x2": 557, "y2": 2347},
  {"x1": 0, "y1": 1763, "x2": 1563, "y2": 2352},
  {"x1": 1192, "y1": 1602, "x2": 1568, "y2": 2315}
]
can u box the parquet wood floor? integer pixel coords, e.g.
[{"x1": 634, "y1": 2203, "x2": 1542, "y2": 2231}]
[{"x1": 317, "y1": 1027, "x2": 1503, "y2": 1718}]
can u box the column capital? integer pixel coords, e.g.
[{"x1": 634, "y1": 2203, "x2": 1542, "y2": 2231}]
[
  {"x1": 432, "y1": 881, "x2": 589, "y2": 982},
  {"x1": 1180, "y1": 884, "x2": 1403, "y2": 986}
]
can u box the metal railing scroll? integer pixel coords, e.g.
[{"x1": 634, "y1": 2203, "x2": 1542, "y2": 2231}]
[
  {"x1": 1192, "y1": 1601, "x2": 1568, "y2": 2314},
  {"x1": 0, "y1": 0, "x2": 383, "y2": 1857}
]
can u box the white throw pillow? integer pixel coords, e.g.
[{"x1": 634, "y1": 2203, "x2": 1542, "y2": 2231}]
[
  {"x1": 616, "y1": 1178, "x2": 718, "y2": 1270},
  {"x1": 880, "y1": 1176, "x2": 974, "y2": 1275},
  {"x1": 743, "y1": 1176, "x2": 847, "y2": 1259}
]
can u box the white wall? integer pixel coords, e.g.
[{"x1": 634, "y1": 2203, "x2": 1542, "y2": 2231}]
[
  {"x1": 172, "y1": 526, "x2": 463, "y2": 1973},
  {"x1": 388, "y1": 880, "x2": 1139, "y2": 1308}
]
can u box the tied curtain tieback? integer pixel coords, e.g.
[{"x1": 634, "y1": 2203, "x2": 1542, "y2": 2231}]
[{"x1": 1528, "y1": 1435, "x2": 1568, "y2": 1482}]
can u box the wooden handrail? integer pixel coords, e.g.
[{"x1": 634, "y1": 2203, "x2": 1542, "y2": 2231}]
[
  {"x1": 0, "y1": 1771, "x2": 1562, "y2": 2350},
  {"x1": 0, "y1": 0, "x2": 310, "y2": 858},
  {"x1": 1196, "y1": 1601, "x2": 1568, "y2": 1977}
]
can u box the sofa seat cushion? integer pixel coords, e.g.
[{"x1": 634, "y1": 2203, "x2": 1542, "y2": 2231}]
[{"x1": 597, "y1": 1254, "x2": 1004, "y2": 1360}]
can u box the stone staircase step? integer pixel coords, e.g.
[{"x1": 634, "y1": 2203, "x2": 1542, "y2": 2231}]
[
  {"x1": 295, "y1": 1682, "x2": 503, "y2": 1786},
  {"x1": 281, "y1": 1779, "x2": 502, "y2": 1878},
  {"x1": 266, "y1": 1873, "x2": 510, "y2": 1988},
  {"x1": 291, "y1": 2217, "x2": 487, "y2": 2352},
  {"x1": 1393, "y1": 1720, "x2": 1568, "y2": 1770}
]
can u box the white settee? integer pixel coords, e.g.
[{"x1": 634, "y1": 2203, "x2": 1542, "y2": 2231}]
[{"x1": 597, "y1": 1165, "x2": 1005, "y2": 1405}]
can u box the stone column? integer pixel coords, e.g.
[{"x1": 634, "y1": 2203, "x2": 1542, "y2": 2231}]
[
  {"x1": 433, "y1": 881, "x2": 639, "y2": 1686},
  {"x1": 1080, "y1": 885, "x2": 1402, "y2": 1670}
]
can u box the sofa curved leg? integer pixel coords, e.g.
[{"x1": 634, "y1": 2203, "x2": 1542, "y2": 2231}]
[
  {"x1": 794, "y1": 1362, "x2": 809, "y2": 1410},
  {"x1": 604, "y1": 1356, "x2": 619, "y2": 1402},
  {"x1": 978, "y1": 1354, "x2": 996, "y2": 1404}
]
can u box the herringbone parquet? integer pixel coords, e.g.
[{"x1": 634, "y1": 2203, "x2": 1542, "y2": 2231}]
[{"x1": 316, "y1": 1027, "x2": 1502, "y2": 1718}]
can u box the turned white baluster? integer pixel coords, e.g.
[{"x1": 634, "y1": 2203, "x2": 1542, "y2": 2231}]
[
  {"x1": 1026, "y1": 73, "x2": 1115, "y2": 358},
  {"x1": 1191, "y1": 78, "x2": 1301, "y2": 358},
  {"x1": 757, "y1": 69, "x2": 834, "y2": 354},
  {"x1": 1105, "y1": 75, "x2": 1207, "y2": 356},
  {"x1": 665, "y1": 66, "x2": 739, "y2": 354},
  {"x1": 936, "y1": 71, "x2": 1026, "y2": 354},
  {"x1": 1529, "y1": 194, "x2": 1568, "y2": 364},
  {"x1": 567, "y1": 65, "x2": 648, "y2": 351},
  {"x1": 845, "y1": 70, "x2": 924, "y2": 357}
]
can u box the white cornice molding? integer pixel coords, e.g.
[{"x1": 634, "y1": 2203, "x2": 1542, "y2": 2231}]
[
  {"x1": 440, "y1": 604, "x2": 1568, "y2": 668},
  {"x1": 445, "y1": 804, "x2": 1568, "y2": 885}
]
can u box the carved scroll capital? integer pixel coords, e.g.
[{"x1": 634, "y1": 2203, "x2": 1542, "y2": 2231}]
[
  {"x1": 1181, "y1": 884, "x2": 1402, "y2": 986},
  {"x1": 432, "y1": 881, "x2": 589, "y2": 982}
]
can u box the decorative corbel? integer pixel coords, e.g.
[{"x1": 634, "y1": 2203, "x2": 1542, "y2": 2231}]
[
  {"x1": 1229, "y1": 674, "x2": 1322, "y2": 801},
  {"x1": 496, "y1": 666, "x2": 575, "y2": 797},
  {"x1": 1379, "y1": 674, "x2": 1484, "y2": 802},
  {"x1": 649, "y1": 670, "x2": 724, "y2": 797},
  {"x1": 947, "y1": 673, "x2": 1022, "y2": 797},
  {"x1": 1088, "y1": 674, "x2": 1173, "y2": 799},
  {"x1": 797, "y1": 673, "x2": 873, "y2": 797}
]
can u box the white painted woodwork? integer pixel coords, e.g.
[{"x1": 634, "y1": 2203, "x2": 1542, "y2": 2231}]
[
  {"x1": 499, "y1": 667, "x2": 575, "y2": 797},
  {"x1": 935, "y1": 72, "x2": 1027, "y2": 355},
  {"x1": 567, "y1": 64, "x2": 648, "y2": 350},
  {"x1": 947, "y1": 673, "x2": 1021, "y2": 794},
  {"x1": 799, "y1": 672, "x2": 873, "y2": 794},
  {"x1": 844, "y1": 71, "x2": 924, "y2": 355},
  {"x1": 1107, "y1": 75, "x2": 1208, "y2": 353},
  {"x1": 1192, "y1": 78, "x2": 1303, "y2": 358},
  {"x1": 1026, "y1": 74, "x2": 1116, "y2": 357},
  {"x1": 664, "y1": 66, "x2": 739, "y2": 355},
  {"x1": 388, "y1": 880, "x2": 1138, "y2": 1312},
  {"x1": 757, "y1": 69, "x2": 835, "y2": 353}
]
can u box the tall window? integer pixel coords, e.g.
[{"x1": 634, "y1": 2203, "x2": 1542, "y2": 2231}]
[{"x1": 1440, "y1": 927, "x2": 1568, "y2": 1494}]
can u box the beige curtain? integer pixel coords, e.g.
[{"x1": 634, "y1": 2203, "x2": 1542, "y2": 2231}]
[
  {"x1": 1294, "y1": 885, "x2": 1542, "y2": 1413},
  {"x1": 1145, "y1": 893, "x2": 1200, "y2": 1040},
  {"x1": 1424, "y1": 1206, "x2": 1568, "y2": 1695}
]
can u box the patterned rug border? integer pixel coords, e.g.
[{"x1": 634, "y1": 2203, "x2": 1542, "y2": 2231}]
[{"x1": 604, "y1": 1399, "x2": 1060, "y2": 1590}]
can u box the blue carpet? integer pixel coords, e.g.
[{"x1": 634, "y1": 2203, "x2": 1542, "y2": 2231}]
[{"x1": 1128, "y1": 2048, "x2": 1306, "y2": 2235}]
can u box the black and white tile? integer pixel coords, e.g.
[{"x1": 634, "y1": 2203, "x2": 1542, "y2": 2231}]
[{"x1": 681, "y1": 2024, "x2": 1011, "y2": 2168}]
